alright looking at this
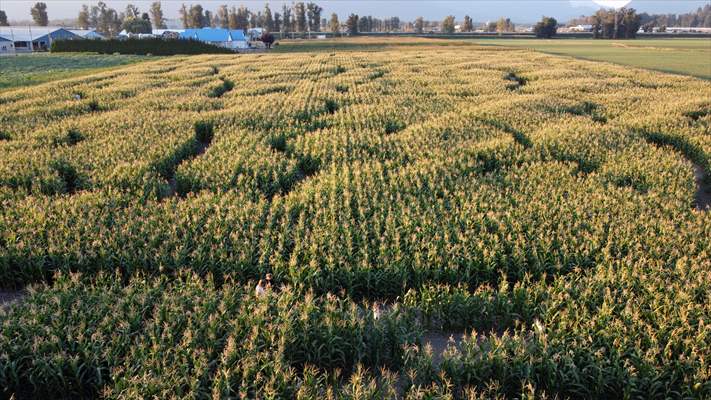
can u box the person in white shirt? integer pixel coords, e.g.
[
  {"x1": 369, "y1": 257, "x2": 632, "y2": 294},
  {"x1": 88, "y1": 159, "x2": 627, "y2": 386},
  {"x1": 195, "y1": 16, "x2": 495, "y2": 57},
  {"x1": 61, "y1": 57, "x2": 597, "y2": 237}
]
[
  {"x1": 372, "y1": 302, "x2": 382, "y2": 320},
  {"x1": 255, "y1": 279, "x2": 266, "y2": 297}
]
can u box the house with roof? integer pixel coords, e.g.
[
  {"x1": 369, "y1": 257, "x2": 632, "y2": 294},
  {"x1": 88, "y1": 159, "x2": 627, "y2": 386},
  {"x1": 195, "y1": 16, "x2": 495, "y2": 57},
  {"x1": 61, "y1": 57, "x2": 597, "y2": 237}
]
[
  {"x1": 247, "y1": 27, "x2": 264, "y2": 40},
  {"x1": 0, "y1": 36, "x2": 15, "y2": 56},
  {"x1": 179, "y1": 28, "x2": 248, "y2": 50},
  {"x1": 0, "y1": 27, "x2": 83, "y2": 52},
  {"x1": 68, "y1": 29, "x2": 105, "y2": 40}
]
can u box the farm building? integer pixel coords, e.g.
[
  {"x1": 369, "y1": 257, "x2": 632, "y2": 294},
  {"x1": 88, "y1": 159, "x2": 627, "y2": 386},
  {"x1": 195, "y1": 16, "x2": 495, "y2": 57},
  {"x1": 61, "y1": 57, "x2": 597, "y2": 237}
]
[
  {"x1": 179, "y1": 28, "x2": 248, "y2": 49},
  {"x1": 117, "y1": 28, "x2": 185, "y2": 38},
  {"x1": 68, "y1": 29, "x2": 105, "y2": 40},
  {"x1": 0, "y1": 27, "x2": 82, "y2": 52},
  {"x1": 568, "y1": 24, "x2": 594, "y2": 32},
  {"x1": 0, "y1": 36, "x2": 15, "y2": 56},
  {"x1": 153, "y1": 29, "x2": 185, "y2": 39},
  {"x1": 247, "y1": 28, "x2": 264, "y2": 40}
]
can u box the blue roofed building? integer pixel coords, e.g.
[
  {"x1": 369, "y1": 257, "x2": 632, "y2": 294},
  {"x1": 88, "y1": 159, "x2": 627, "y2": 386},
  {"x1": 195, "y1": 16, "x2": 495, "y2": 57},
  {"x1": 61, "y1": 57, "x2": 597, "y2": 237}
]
[
  {"x1": 0, "y1": 27, "x2": 83, "y2": 52},
  {"x1": 68, "y1": 29, "x2": 106, "y2": 40},
  {"x1": 0, "y1": 35, "x2": 15, "y2": 56},
  {"x1": 179, "y1": 28, "x2": 248, "y2": 50}
]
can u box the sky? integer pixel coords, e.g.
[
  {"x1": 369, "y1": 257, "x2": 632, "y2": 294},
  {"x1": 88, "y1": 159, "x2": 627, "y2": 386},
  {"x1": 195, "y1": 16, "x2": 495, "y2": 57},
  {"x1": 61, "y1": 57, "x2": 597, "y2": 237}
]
[{"x1": 1, "y1": 0, "x2": 708, "y2": 24}]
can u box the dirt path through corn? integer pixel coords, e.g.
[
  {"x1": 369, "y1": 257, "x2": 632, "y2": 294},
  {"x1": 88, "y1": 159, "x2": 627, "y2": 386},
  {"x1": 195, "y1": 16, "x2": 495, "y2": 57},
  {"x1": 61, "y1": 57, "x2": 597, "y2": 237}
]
[
  {"x1": 166, "y1": 140, "x2": 211, "y2": 198},
  {"x1": 0, "y1": 290, "x2": 24, "y2": 309},
  {"x1": 422, "y1": 331, "x2": 468, "y2": 366},
  {"x1": 693, "y1": 164, "x2": 711, "y2": 211}
]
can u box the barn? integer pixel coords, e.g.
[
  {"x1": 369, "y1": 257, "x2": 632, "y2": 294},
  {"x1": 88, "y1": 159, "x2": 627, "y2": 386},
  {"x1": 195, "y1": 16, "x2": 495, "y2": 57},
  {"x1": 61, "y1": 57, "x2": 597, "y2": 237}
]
[
  {"x1": 0, "y1": 27, "x2": 83, "y2": 52},
  {"x1": 68, "y1": 29, "x2": 106, "y2": 40},
  {"x1": 0, "y1": 36, "x2": 15, "y2": 56},
  {"x1": 179, "y1": 28, "x2": 248, "y2": 50}
]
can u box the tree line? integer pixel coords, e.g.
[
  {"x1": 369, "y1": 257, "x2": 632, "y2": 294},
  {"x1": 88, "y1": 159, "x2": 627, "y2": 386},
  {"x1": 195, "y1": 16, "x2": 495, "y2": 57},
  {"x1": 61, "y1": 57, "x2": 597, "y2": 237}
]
[
  {"x1": 572, "y1": 5, "x2": 711, "y2": 30},
  {"x1": 568, "y1": 4, "x2": 711, "y2": 34},
  {"x1": 2, "y1": 2, "x2": 706, "y2": 39}
]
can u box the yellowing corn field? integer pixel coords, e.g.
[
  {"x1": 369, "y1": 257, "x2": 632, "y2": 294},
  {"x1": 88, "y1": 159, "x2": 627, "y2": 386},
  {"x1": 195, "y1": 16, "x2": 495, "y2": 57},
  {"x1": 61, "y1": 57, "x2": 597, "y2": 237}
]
[{"x1": 0, "y1": 38, "x2": 710, "y2": 399}]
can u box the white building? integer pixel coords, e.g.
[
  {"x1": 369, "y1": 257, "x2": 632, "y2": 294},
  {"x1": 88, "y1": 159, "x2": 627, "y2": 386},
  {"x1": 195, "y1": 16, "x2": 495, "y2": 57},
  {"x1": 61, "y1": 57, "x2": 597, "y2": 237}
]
[
  {"x1": 179, "y1": 28, "x2": 249, "y2": 50},
  {"x1": 665, "y1": 27, "x2": 711, "y2": 34},
  {"x1": 0, "y1": 36, "x2": 15, "y2": 56},
  {"x1": 569, "y1": 24, "x2": 594, "y2": 32},
  {"x1": 0, "y1": 26, "x2": 83, "y2": 52},
  {"x1": 247, "y1": 27, "x2": 264, "y2": 40},
  {"x1": 68, "y1": 29, "x2": 105, "y2": 40}
]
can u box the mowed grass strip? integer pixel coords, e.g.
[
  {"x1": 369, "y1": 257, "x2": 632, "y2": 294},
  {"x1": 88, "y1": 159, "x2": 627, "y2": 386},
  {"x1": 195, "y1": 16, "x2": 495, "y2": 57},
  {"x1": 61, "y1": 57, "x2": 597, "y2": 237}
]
[{"x1": 473, "y1": 38, "x2": 711, "y2": 79}]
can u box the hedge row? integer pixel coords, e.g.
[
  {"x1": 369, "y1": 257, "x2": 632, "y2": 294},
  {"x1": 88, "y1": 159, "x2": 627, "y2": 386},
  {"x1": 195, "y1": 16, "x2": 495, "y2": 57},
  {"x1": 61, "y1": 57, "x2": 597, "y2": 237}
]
[{"x1": 51, "y1": 38, "x2": 237, "y2": 56}]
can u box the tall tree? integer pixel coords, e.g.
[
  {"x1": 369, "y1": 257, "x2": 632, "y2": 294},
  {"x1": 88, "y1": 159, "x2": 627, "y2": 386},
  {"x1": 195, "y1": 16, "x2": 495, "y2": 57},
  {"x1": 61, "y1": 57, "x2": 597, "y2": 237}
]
[
  {"x1": 281, "y1": 4, "x2": 292, "y2": 33},
  {"x1": 30, "y1": 2, "x2": 49, "y2": 26},
  {"x1": 462, "y1": 15, "x2": 473, "y2": 32},
  {"x1": 346, "y1": 13, "x2": 358, "y2": 35},
  {"x1": 273, "y1": 12, "x2": 282, "y2": 32},
  {"x1": 77, "y1": 5, "x2": 91, "y2": 29},
  {"x1": 306, "y1": 2, "x2": 322, "y2": 31},
  {"x1": 385, "y1": 16, "x2": 400, "y2": 31},
  {"x1": 236, "y1": 6, "x2": 250, "y2": 30},
  {"x1": 190, "y1": 4, "x2": 203, "y2": 27},
  {"x1": 179, "y1": 4, "x2": 189, "y2": 28},
  {"x1": 180, "y1": 4, "x2": 210, "y2": 28},
  {"x1": 294, "y1": 2, "x2": 307, "y2": 32},
  {"x1": 496, "y1": 17, "x2": 514, "y2": 33},
  {"x1": 0, "y1": 10, "x2": 8, "y2": 26},
  {"x1": 92, "y1": 2, "x2": 121, "y2": 37},
  {"x1": 228, "y1": 6, "x2": 238, "y2": 29},
  {"x1": 592, "y1": 8, "x2": 640, "y2": 39},
  {"x1": 329, "y1": 13, "x2": 339, "y2": 33},
  {"x1": 263, "y1": 4, "x2": 274, "y2": 32},
  {"x1": 534, "y1": 16, "x2": 557, "y2": 38},
  {"x1": 621, "y1": 8, "x2": 641, "y2": 38},
  {"x1": 122, "y1": 17, "x2": 151, "y2": 33},
  {"x1": 124, "y1": 4, "x2": 139, "y2": 20},
  {"x1": 216, "y1": 5, "x2": 229, "y2": 28},
  {"x1": 150, "y1": 2, "x2": 166, "y2": 29},
  {"x1": 442, "y1": 15, "x2": 455, "y2": 34},
  {"x1": 414, "y1": 16, "x2": 424, "y2": 34}
]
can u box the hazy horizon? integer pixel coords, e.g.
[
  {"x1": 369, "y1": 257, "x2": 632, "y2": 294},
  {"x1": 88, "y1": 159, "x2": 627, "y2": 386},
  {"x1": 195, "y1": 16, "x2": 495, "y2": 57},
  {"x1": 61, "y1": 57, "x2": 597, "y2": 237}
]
[{"x1": 1, "y1": 0, "x2": 708, "y2": 24}]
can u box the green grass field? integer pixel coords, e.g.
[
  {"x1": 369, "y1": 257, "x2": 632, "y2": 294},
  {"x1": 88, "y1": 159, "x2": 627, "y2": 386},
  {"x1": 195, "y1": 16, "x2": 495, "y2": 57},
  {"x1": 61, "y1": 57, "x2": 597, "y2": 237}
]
[
  {"x1": 274, "y1": 36, "x2": 711, "y2": 79},
  {"x1": 0, "y1": 52, "x2": 153, "y2": 90},
  {"x1": 474, "y1": 38, "x2": 711, "y2": 79}
]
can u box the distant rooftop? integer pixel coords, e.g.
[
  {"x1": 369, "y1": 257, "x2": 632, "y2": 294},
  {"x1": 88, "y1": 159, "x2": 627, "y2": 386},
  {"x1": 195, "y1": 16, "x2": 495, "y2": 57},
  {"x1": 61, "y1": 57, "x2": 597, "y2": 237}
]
[
  {"x1": 180, "y1": 28, "x2": 247, "y2": 42},
  {"x1": 0, "y1": 26, "x2": 79, "y2": 41}
]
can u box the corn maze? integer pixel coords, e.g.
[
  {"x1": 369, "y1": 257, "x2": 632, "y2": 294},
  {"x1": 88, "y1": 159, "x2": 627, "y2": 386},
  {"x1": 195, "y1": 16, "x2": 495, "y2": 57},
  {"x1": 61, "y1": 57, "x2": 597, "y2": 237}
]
[{"x1": 0, "y1": 39, "x2": 710, "y2": 398}]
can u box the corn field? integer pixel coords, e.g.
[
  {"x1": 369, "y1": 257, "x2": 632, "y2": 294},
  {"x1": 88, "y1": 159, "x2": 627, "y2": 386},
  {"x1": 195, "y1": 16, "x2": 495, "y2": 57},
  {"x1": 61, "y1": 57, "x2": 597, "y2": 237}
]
[{"x1": 0, "y1": 39, "x2": 710, "y2": 399}]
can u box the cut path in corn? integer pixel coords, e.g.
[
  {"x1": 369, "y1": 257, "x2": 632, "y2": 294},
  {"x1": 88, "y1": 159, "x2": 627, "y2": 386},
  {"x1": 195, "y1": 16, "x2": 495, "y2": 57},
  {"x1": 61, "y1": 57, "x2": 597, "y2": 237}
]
[
  {"x1": 166, "y1": 139, "x2": 211, "y2": 198},
  {"x1": 423, "y1": 331, "x2": 468, "y2": 366},
  {"x1": 694, "y1": 164, "x2": 711, "y2": 211},
  {"x1": 0, "y1": 290, "x2": 24, "y2": 309}
]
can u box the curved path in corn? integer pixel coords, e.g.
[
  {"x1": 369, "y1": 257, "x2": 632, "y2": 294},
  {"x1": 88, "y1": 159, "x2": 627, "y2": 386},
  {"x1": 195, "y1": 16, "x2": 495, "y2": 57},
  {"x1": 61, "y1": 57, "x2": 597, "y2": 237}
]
[
  {"x1": 0, "y1": 290, "x2": 24, "y2": 309},
  {"x1": 693, "y1": 164, "x2": 711, "y2": 211}
]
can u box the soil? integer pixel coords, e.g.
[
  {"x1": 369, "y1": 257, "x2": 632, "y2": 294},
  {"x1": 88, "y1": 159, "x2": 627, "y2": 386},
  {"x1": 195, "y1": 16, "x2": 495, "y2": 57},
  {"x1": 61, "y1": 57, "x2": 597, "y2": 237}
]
[
  {"x1": 421, "y1": 331, "x2": 469, "y2": 366},
  {"x1": 166, "y1": 141, "x2": 210, "y2": 198},
  {"x1": 693, "y1": 164, "x2": 711, "y2": 211},
  {"x1": 0, "y1": 290, "x2": 24, "y2": 309}
]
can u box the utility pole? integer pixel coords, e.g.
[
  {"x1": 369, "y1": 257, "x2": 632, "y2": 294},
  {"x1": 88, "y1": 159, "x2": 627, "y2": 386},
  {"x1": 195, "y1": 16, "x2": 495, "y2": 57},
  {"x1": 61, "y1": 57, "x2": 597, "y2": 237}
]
[
  {"x1": 11, "y1": 28, "x2": 17, "y2": 56},
  {"x1": 28, "y1": 25, "x2": 33, "y2": 52}
]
